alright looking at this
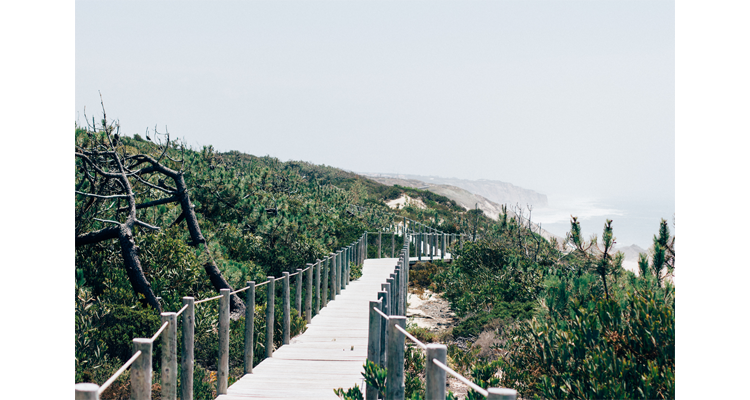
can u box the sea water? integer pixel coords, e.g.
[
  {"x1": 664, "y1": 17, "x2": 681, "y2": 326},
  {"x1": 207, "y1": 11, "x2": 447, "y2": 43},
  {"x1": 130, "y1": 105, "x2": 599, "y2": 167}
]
[{"x1": 533, "y1": 195, "x2": 675, "y2": 250}]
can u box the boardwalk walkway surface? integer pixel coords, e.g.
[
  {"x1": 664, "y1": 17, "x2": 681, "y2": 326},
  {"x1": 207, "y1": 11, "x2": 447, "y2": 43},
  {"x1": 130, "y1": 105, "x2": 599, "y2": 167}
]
[{"x1": 216, "y1": 257, "x2": 400, "y2": 399}]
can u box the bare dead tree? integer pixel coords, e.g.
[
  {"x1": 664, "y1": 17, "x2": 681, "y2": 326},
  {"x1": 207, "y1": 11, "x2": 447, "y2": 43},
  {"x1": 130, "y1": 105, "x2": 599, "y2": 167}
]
[
  {"x1": 75, "y1": 98, "x2": 245, "y2": 315},
  {"x1": 75, "y1": 98, "x2": 162, "y2": 311}
]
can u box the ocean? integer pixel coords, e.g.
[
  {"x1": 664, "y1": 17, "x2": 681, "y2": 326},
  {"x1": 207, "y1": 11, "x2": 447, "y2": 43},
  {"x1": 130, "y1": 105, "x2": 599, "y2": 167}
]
[{"x1": 532, "y1": 195, "x2": 675, "y2": 250}]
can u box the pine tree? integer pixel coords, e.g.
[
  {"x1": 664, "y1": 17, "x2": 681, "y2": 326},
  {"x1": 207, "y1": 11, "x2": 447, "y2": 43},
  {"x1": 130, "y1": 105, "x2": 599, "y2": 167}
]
[
  {"x1": 636, "y1": 218, "x2": 675, "y2": 287},
  {"x1": 568, "y1": 217, "x2": 624, "y2": 300}
]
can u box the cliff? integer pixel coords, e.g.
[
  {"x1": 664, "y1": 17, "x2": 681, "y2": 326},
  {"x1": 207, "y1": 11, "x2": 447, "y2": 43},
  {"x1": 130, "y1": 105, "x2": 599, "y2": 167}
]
[{"x1": 365, "y1": 173, "x2": 548, "y2": 208}]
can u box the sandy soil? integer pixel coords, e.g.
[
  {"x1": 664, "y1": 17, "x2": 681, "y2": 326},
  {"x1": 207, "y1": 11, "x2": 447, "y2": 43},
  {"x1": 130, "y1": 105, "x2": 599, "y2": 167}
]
[
  {"x1": 386, "y1": 194, "x2": 427, "y2": 210},
  {"x1": 406, "y1": 289, "x2": 471, "y2": 398}
]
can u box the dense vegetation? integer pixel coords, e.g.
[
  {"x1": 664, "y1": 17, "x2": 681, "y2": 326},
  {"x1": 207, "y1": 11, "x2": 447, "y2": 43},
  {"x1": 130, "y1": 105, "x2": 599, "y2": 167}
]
[{"x1": 76, "y1": 114, "x2": 674, "y2": 399}]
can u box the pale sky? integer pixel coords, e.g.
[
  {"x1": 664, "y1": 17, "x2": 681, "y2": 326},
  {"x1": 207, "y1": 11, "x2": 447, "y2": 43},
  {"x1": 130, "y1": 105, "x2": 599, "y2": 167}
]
[{"x1": 76, "y1": 0, "x2": 674, "y2": 205}]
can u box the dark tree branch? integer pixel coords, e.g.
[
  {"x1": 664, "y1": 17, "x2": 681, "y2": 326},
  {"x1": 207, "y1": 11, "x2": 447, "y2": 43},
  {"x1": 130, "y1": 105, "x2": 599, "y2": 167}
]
[
  {"x1": 76, "y1": 191, "x2": 128, "y2": 199},
  {"x1": 93, "y1": 218, "x2": 121, "y2": 226},
  {"x1": 134, "y1": 220, "x2": 161, "y2": 231},
  {"x1": 171, "y1": 211, "x2": 186, "y2": 227},
  {"x1": 117, "y1": 196, "x2": 180, "y2": 212},
  {"x1": 128, "y1": 173, "x2": 177, "y2": 194},
  {"x1": 76, "y1": 226, "x2": 119, "y2": 247},
  {"x1": 75, "y1": 153, "x2": 122, "y2": 179}
]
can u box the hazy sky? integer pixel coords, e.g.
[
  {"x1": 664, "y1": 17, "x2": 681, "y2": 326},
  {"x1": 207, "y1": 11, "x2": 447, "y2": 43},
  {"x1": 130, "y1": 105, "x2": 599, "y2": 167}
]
[{"x1": 76, "y1": 0, "x2": 674, "y2": 205}]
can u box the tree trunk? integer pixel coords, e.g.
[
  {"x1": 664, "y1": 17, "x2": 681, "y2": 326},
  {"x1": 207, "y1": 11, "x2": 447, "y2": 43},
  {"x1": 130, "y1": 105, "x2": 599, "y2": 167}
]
[
  {"x1": 203, "y1": 261, "x2": 246, "y2": 317},
  {"x1": 174, "y1": 173, "x2": 245, "y2": 317},
  {"x1": 119, "y1": 223, "x2": 162, "y2": 312}
]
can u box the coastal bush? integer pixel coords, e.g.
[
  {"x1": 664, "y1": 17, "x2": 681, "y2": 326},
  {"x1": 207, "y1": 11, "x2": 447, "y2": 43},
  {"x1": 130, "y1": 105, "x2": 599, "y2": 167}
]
[
  {"x1": 408, "y1": 261, "x2": 442, "y2": 290},
  {"x1": 499, "y1": 287, "x2": 674, "y2": 399},
  {"x1": 451, "y1": 300, "x2": 536, "y2": 340}
]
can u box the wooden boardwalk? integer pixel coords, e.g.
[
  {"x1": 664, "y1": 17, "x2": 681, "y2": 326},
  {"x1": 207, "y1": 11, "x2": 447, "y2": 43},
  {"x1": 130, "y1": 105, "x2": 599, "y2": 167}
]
[{"x1": 216, "y1": 257, "x2": 399, "y2": 399}]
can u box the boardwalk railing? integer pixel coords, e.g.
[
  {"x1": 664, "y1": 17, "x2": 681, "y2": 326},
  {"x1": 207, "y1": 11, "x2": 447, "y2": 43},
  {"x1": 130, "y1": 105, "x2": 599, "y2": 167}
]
[
  {"x1": 354, "y1": 203, "x2": 471, "y2": 262},
  {"x1": 366, "y1": 234, "x2": 517, "y2": 400},
  {"x1": 75, "y1": 232, "x2": 369, "y2": 400}
]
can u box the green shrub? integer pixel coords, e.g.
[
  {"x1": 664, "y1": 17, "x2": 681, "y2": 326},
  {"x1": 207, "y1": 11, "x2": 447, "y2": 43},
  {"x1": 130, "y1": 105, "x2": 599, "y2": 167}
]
[
  {"x1": 408, "y1": 261, "x2": 442, "y2": 290},
  {"x1": 406, "y1": 324, "x2": 435, "y2": 343},
  {"x1": 500, "y1": 288, "x2": 675, "y2": 399},
  {"x1": 95, "y1": 304, "x2": 162, "y2": 364},
  {"x1": 451, "y1": 301, "x2": 535, "y2": 340}
]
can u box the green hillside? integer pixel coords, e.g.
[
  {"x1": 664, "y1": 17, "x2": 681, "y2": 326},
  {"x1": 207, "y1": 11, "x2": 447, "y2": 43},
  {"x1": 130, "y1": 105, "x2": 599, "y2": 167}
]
[{"x1": 75, "y1": 119, "x2": 674, "y2": 399}]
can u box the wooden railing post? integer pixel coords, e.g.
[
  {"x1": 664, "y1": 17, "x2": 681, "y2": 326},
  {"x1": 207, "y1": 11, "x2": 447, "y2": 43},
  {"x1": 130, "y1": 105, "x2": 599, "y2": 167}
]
[
  {"x1": 377, "y1": 290, "x2": 388, "y2": 366},
  {"x1": 378, "y1": 232, "x2": 382, "y2": 258},
  {"x1": 385, "y1": 277, "x2": 394, "y2": 316},
  {"x1": 296, "y1": 268, "x2": 303, "y2": 316},
  {"x1": 396, "y1": 268, "x2": 401, "y2": 315},
  {"x1": 404, "y1": 218, "x2": 409, "y2": 245},
  {"x1": 218, "y1": 288, "x2": 230, "y2": 395},
  {"x1": 392, "y1": 273, "x2": 399, "y2": 315},
  {"x1": 266, "y1": 276, "x2": 275, "y2": 358},
  {"x1": 181, "y1": 297, "x2": 194, "y2": 400},
  {"x1": 244, "y1": 281, "x2": 255, "y2": 374},
  {"x1": 399, "y1": 264, "x2": 405, "y2": 315},
  {"x1": 335, "y1": 250, "x2": 340, "y2": 293},
  {"x1": 425, "y1": 344, "x2": 447, "y2": 400},
  {"x1": 342, "y1": 248, "x2": 347, "y2": 289},
  {"x1": 131, "y1": 338, "x2": 152, "y2": 400},
  {"x1": 367, "y1": 300, "x2": 383, "y2": 400},
  {"x1": 337, "y1": 250, "x2": 344, "y2": 294},
  {"x1": 305, "y1": 263, "x2": 313, "y2": 322},
  {"x1": 487, "y1": 388, "x2": 518, "y2": 400},
  {"x1": 404, "y1": 245, "x2": 409, "y2": 314},
  {"x1": 398, "y1": 262, "x2": 404, "y2": 316},
  {"x1": 160, "y1": 312, "x2": 178, "y2": 400},
  {"x1": 391, "y1": 232, "x2": 396, "y2": 258},
  {"x1": 417, "y1": 233, "x2": 422, "y2": 261},
  {"x1": 430, "y1": 233, "x2": 435, "y2": 261},
  {"x1": 324, "y1": 256, "x2": 331, "y2": 303},
  {"x1": 283, "y1": 272, "x2": 290, "y2": 345},
  {"x1": 330, "y1": 252, "x2": 337, "y2": 300},
  {"x1": 341, "y1": 246, "x2": 351, "y2": 290},
  {"x1": 386, "y1": 316, "x2": 406, "y2": 400},
  {"x1": 442, "y1": 232, "x2": 446, "y2": 260},
  {"x1": 349, "y1": 244, "x2": 354, "y2": 281},
  {"x1": 75, "y1": 383, "x2": 99, "y2": 400},
  {"x1": 314, "y1": 260, "x2": 321, "y2": 314},
  {"x1": 397, "y1": 265, "x2": 402, "y2": 314}
]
